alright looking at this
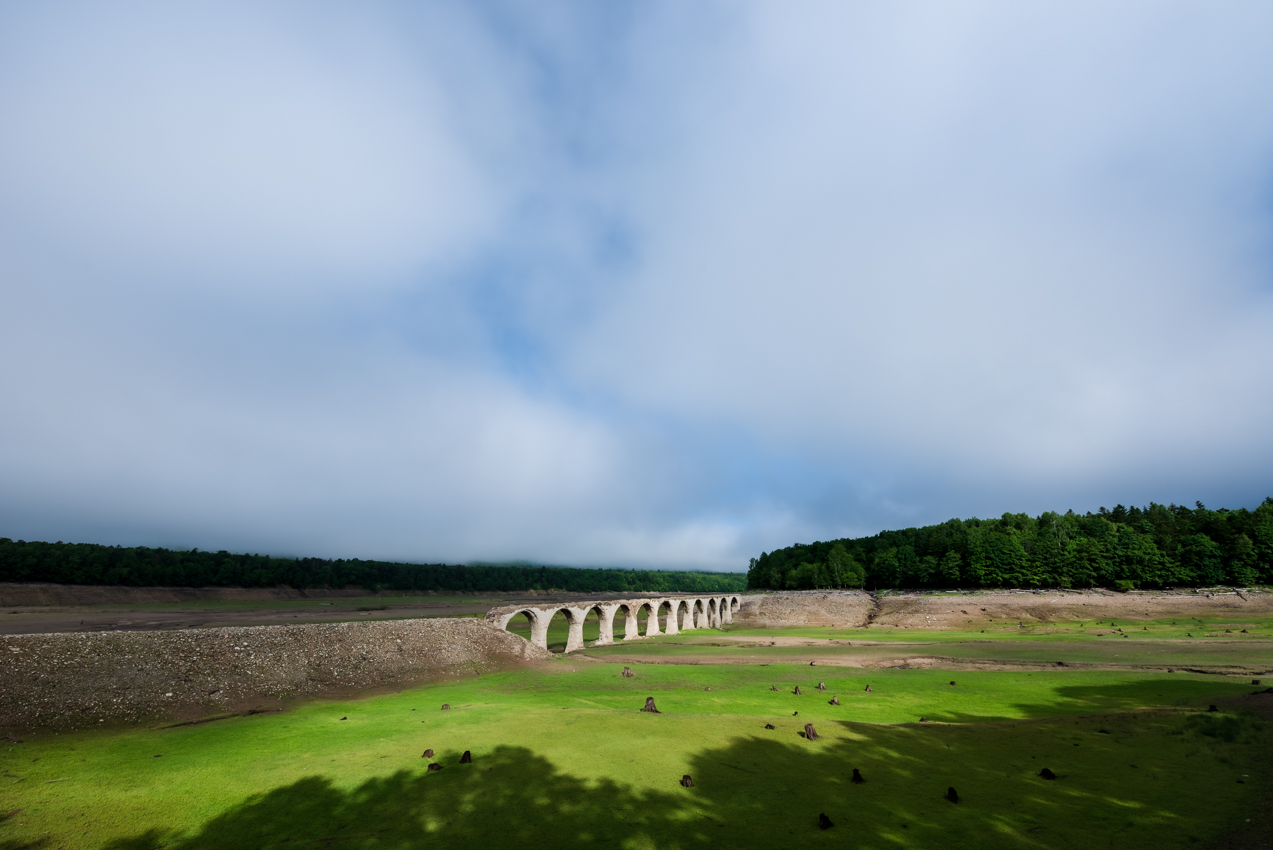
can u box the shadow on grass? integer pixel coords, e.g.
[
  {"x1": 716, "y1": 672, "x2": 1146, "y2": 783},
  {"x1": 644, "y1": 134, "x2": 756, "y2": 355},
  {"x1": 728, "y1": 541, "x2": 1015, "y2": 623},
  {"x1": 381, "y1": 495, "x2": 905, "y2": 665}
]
[{"x1": 95, "y1": 710, "x2": 1258, "y2": 850}]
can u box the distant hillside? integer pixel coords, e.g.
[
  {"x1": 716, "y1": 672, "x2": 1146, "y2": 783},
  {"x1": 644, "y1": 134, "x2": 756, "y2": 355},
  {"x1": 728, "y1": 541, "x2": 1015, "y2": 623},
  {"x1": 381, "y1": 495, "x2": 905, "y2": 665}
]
[
  {"x1": 0, "y1": 539, "x2": 746, "y2": 594},
  {"x1": 749, "y1": 498, "x2": 1273, "y2": 591}
]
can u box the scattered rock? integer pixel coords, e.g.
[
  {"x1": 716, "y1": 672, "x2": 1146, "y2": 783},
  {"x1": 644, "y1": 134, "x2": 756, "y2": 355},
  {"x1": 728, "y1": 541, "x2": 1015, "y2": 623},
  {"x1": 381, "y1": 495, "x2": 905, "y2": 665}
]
[
  {"x1": 851, "y1": 768, "x2": 864, "y2": 784},
  {"x1": 804, "y1": 723, "x2": 821, "y2": 740},
  {"x1": 818, "y1": 812, "x2": 834, "y2": 830},
  {"x1": 422, "y1": 749, "x2": 434, "y2": 758},
  {"x1": 427, "y1": 763, "x2": 442, "y2": 772},
  {"x1": 1038, "y1": 768, "x2": 1057, "y2": 780},
  {"x1": 642, "y1": 697, "x2": 660, "y2": 713},
  {"x1": 459, "y1": 750, "x2": 472, "y2": 764},
  {"x1": 680, "y1": 774, "x2": 694, "y2": 787},
  {"x1": 945, "y1": 786, "x2": 960, "y2": 804},
  {"x1": 829, "y1": 696, "x2": 840, "y2": 706},
  {"x1": 1167, "y1": 668, "x2": 1174, "y2": 673}
]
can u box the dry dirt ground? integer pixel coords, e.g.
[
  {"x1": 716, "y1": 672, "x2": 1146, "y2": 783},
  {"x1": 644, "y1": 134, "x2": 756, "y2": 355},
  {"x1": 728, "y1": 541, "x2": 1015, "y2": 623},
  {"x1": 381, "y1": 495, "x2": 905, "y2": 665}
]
[
  {"x1": 733, "y1": 588, "x2": 1273, "y2": 629},
  {"x1": 0, "y1": 583, "x2": 685, "y2": 635}
]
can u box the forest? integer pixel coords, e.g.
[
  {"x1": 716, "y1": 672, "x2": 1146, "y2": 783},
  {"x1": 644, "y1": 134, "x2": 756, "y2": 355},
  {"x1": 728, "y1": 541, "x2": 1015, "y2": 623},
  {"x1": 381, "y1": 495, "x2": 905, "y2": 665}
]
[
  {"x1": 748, "y1": 499, "x2": 1273, "y2": 591},
  {"x1": 0, "y1": 539, "x2": 745, "y2": 594}
]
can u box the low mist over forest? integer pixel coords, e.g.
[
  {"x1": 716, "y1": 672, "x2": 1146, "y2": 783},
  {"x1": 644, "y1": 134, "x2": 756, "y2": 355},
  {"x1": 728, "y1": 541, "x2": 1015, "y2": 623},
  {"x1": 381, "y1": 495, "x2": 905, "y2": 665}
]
[
  {"x1": 0, "y1": 539, "x2": 745, "y2": 594},
  {"x1": 749, "y1": 499, "x2": 1273, "y2": 591}
]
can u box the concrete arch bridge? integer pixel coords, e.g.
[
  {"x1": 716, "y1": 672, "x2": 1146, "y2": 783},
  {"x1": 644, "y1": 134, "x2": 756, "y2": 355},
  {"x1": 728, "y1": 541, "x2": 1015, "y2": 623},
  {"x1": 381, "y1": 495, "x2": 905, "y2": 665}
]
[{"x1": 486, "y1": 594, "x2": 743, "y2": 653}]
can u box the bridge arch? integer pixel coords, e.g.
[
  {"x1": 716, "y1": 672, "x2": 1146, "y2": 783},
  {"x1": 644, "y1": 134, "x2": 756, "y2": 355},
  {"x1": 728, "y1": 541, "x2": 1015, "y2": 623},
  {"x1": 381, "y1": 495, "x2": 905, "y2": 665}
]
[{"x1": 485, "y1": 594, "x2": 742, "y2": 653}]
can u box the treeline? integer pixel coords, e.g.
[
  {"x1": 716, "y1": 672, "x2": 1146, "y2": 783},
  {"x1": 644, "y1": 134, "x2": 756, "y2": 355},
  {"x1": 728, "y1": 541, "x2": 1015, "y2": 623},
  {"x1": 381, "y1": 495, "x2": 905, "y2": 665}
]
[
  {"x1": 748, "y1": 499, "x2": 1273, "y2": 591},
  {"x1": 0, "y1": 538, "x2": 746, "y2": 594}
]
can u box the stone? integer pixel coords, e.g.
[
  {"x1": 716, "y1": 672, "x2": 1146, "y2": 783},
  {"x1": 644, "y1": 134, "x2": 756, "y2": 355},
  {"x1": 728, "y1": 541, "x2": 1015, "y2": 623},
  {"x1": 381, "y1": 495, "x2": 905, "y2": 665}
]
[
  {"x1": 441, "y1": 704, "x2": 450, "y2": 711},
  {"x1": 459, "y1": 750, "x2": 472, "y2": 764},
  {"x1": 818, "y1": 813, "x2": 834, "y2": 830},
  {"x1": 427, "y1": 763, "x2": 442, "y2": 772},
  {"x1": 422, "y1": 749, "x2": 434, "y2": 758},
  {"x1": 851, "y1": 768, "x2": 864, "y2": 784},
  {"x1": 945, "y1": 786, "x2": 960, "y2": 804},
  {"x1": 1039, "y1": 768, "x2": 1057, "y2": 780},
  {"x1": 829, "y1": 696, "x2": 840, "y2": 706},
  {"x1": 680, "y1": 774, "x2": 694, "y2": 787},
  {"x1": 804, "y1": 723, "x2": 820, "y2": 740},
  {"x1": 642, "y1": 696, "x2": 660, "y2": 713}
]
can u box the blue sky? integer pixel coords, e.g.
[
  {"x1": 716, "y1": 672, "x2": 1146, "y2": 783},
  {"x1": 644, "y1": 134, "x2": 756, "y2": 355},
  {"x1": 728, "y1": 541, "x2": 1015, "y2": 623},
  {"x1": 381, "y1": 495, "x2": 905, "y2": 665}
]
[{"x1": 2, "y1": 1, "x2": 1271, "y2": 570}]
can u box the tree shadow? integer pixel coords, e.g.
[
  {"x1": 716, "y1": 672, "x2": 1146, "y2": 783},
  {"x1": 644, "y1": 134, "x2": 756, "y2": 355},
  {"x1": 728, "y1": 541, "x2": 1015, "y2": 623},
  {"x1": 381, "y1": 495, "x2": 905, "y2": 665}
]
[
  {"x1": 96, "y1": 715, "x2": 1256, "y2": 850},
  {"x1": 99, "y1": 746, "x2": 705, "y2": 850}
]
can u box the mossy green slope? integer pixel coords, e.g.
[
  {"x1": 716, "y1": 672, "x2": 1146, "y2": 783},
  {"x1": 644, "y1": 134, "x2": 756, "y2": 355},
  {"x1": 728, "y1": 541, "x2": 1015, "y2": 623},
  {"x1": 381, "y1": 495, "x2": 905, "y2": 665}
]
[{"x1": 1, "y1": 663, "x2": 1266, "y2": 850}]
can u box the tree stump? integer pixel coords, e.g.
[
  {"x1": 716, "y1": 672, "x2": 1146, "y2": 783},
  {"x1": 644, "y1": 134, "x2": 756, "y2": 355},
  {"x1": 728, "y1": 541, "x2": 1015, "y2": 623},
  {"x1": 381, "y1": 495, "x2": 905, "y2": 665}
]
[
  {"x1": 945, "y1": 786, "x2": 959, "y2": 803},
  {"x1": 851, "y1": 768, "x2": 865, "y2": 784},
  {"x1": 441, "y1": 704, "x2": 450, "y2": 711},
  {"x1": 793, "y1": 711, "x2": 799, "y2": 716},
  {"x1": 340, "y1": 716, "x2": 347, "y2": 721},
  {"x1": 427, "y1": 763, "x2": 442, "y2": 772},
  {"x1": 830, "y1": 696, "x2": 840, "y2": 706},
  {"x1": 680, "y1": 775, "x2": 694, "y2": 787},
  {"x1": 864, "y1": 685, "x2": 873, "y2": 692},
  {"x1": 459, "y1": 750, "x2": 472, "y2": 764},
  {"x1": 1253, "y1": 679, "x2": 1261, "y2": 685},
  {"x1": 642, "y1": 697, "x2": 660, "y2": 713},
  {"x1": 622, "y1": 667, "x2": 633, "y2": 678},
  {"x1": 422, "y1": 749, "x2": 434, "y2": 758},
  {"x1": 770, "y1": 685, "x2": 779, "y2": 692},
  {"x1": 949, "y1": 681, "x2": 957, "y2": 686},
  {"x1": 1209, "y1": 705, "x2": 1218, "y2": 712},
  {"x1": 810, "y1": 661, "x2": 817, "y2": 666},
  {"x1": 764, "y1": 723, "x2": 775, "y2": 729},
  {"x1": 919, "y1": 717, "x2": 928, "y2": 722},
  {"x1": 793, "y1": 686, "x2": 803, "y2": 695},
  {"x1": 1038, "y1": 768, "x2": 1057, "y2": 780},
  {"x1": 818, "y1": 813, "x2": 834, "y2": 830},
  {"x1": 704, "y1": 687, "x2": 711, "y2": 691},
  {"x1": 804, "y1": 723, "x2": 820, "y2": 740},
  {"x1": 817, "y1": 682, "x2": 826, "y2": 690}
]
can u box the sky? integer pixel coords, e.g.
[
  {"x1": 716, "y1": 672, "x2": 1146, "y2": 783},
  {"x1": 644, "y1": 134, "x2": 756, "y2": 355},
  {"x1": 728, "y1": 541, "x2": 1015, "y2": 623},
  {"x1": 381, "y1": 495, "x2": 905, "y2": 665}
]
[{"x1": 1, "y1": 1, "x2": 1272, "y2": 571}]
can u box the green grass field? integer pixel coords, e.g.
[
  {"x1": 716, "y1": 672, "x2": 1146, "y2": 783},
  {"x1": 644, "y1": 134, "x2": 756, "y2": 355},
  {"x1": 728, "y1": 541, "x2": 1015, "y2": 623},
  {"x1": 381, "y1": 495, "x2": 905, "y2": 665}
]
[{"x1": 2, "y1": 625, "x2": 1271, "y2": 849}]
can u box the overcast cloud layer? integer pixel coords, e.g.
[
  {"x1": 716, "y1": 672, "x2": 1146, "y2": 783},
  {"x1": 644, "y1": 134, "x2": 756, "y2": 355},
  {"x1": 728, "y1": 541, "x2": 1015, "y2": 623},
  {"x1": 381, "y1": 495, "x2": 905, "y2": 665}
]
[{"x1": 2, "y1": 1, "x2": 1271, "y2": 570}]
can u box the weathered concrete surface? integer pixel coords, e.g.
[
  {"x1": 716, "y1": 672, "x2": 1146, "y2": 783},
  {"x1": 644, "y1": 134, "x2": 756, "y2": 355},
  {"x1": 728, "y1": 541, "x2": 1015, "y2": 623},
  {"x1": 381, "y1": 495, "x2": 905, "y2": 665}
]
[
  {"x1": 0, "y1": 617, "x2": 549, "y2": 732},
  {"x1": 486, "y1": 594, "x2": 743, "y2": 652}
]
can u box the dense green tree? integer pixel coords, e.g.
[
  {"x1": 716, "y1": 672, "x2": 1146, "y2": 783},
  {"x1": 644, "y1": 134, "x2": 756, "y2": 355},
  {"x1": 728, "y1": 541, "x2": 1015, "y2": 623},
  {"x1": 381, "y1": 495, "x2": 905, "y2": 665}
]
[{"x1": 746, "y1": 497, "x2": 1273, "y2": 591}]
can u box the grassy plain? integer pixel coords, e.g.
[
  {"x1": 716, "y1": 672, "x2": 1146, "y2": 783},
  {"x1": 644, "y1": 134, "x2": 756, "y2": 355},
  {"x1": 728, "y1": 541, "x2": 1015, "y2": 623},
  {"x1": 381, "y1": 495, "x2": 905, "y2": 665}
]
[{"x1": 2, "y1": 620, "x2": 1271, "y2": 850}]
